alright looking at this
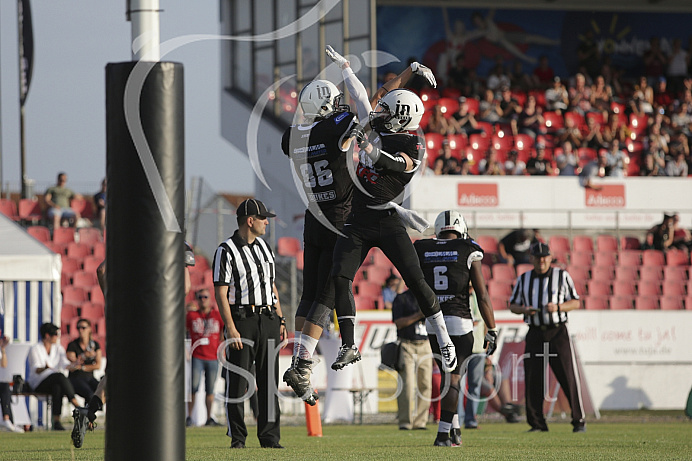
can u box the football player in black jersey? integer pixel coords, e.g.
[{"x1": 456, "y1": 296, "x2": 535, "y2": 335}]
[{"x1": 414, "y1": 211, "x2": 498, "y2": 447}]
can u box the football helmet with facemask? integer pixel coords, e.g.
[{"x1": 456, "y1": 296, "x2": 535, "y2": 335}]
[
  {"x1": 298, "y1": 80, "x2": 349, "y2": 119},
  {"x1": 434, "y1": 210, "x2": 468, "y2": 239},
  {"x1": 369, "y1": 89, "x2": 424, "y2": 133}
]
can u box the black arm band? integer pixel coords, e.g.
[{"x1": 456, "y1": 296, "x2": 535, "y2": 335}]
[{"x1": 367, "y1": 147, "x2": 408, "y2": 172}]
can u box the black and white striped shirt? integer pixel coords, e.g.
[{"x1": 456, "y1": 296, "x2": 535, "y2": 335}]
[
  {"x1": 509, "y1": 267, "x2": 580, "y2": 327},
  {"x1": 212, "y1": 231, "x2": 276, "y2": 306}
]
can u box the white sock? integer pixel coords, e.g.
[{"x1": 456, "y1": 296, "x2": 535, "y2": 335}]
[
  {"x1": 438, "y1": 420, "x2": 452, "y2": 434},
  {"x1": 452, "y1": 414, "x2": 460, "y2": 429},
  {"x1": 427, "y1": 311, "x2": 452, "y2": 346},
  {"x1": 298, "y1": 334, "x2": 319, "y2": 360},
  {"x1": 292, "y1": 332, "x2": 302, "y2": 359}
]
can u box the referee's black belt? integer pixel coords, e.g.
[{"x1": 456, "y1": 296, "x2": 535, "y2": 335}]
[
  {"x1": 232, "y1": 304, "x2": 274, "y2": 314},
  {"x1": 530, "y1": 323, "x2": 564, "y2": 331}
]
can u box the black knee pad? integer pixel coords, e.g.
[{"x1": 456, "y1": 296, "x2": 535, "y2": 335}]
[
  {"x1": 295, "y1": 299, "x2": 313, "y2": 319},
  {"x1": 334, "y1": 276, "x2": 355, "y2": 318},
  {"x1": 305, "y1": 302, "x2": 333, "y2": 329}
]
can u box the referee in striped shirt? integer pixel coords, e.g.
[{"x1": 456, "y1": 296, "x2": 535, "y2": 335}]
[
  {"x1": 509, "y1": 242, "x2": 586, "y2": 433},
  {"x1": 213, "y1": 199, "x2": 287, "y2": 449}
]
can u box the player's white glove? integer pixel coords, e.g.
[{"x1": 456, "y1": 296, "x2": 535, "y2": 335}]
[
  {"x1": 326, "y1": 45, "x2": 349, "y2": 68},
  {"x1": 484, "y1": 328, "x2": 498, "y2": 356},
  {"x1": 389, "y1": 202, "x2": 430, "y2": 233},
  {"x1": 410, "y1": 62, "x2": 437, "y2": 88}
]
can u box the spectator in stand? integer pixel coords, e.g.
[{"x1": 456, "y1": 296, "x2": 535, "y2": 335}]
[
  {"x1": 430, "y1": 158, "x2": 445, "y2": 176},
  {"x1": 459, "y1": 158, "x2": 472, "y2": 175},
  {"x1": 605, "y1": 139, "x2": 629, "y2": 178},
  {"x1": 545, "y1": 76, "x2": 569, "y2": 114},
  {"x1": 447, "y1": 53, "x2": 469, "y2": 91},
  {"x1": 672, "y1": 213, "x2": 692, "y2": 250},
  {"x1": 669, "y1": 131, "x2": 690, "y2": 157},
  {"x1": 479, "y1": 88, "x2": 502, "y2": 124},
  {"x1": 487, "y1": 63, "x2": 511, "y2": 93},
  {"x1": 630, "y1": 76, "x2": 655, "y2": 115},
  {"x1": 504, "y1": 150, "x2": 526, "y2": 175},
  {"x1": 427, "y1": 104, "x2": 453, "y2": 135},
  {"x1": 579, "y1": 150, "x2": 608, "y2": 188},
  {"x1": 569, "y1": 73, "x2": 592, "y2": 115},
  {"x1": 558, "y1": 140, "x2": 579, "y2": 175},
  {"x1": 186, "y1": 287, "x2": 224, "y2": 427},
  {"x1": 556, "y1": 154, "x2": 577, "y2": 176},
  {"x1": 558, "y1": 112, "x2": 584, "y2": 148},
  {"x1": 435, "y1": 140, "x2": 457, "y2": 174},
  {"x1": 93, "y1": 178, "x2": 106, "y2": 231},
  {"x1": 648, "y1": 214, "x2": 675, "y2": 251},
  {"x1": 666, "y1": 150, "x2": 689, "y2": 177},
  {"x1": 518, "y1": 94, "x2": 545, "y2": 139},
  {"x1": 0, "y1": 333, "x2": 23, "y2": 432},
  {"x1": 511, "y1": 61, "x2": 535, "y2": 91},
  {"x1": 498, "y1": 229, "x2": 535, "y2": 266},
  {"x1": 667, "y1": 38, "x2": 689, "y2": 96},
  {"x1": 28, "y1": 323, "x2": 83, "y2": 430},
  {"x1": 648, "y1": 124, "x2": 670, "y2": 156},
  {"x1": 445, "y1": 157, "x2": 462, "y2": 175},
  {"x1": 603, "y1": 112, "x2": 629, "y2": 145},
  {"x1": 451, "y1": 97, "x2": 483, "y2": 136},
  {"x1": 499, "y1": 86, "x2": 522, "y2": 132},
  {"x1": 45, "y1": 172, "x2": 83, "y2": 229},
  {"x1": 643, "y1": 37, "x2": 667, "y2": 85},
  {"x1": 577, "y1": 29, "x2": 601, "y2": 79},
  {"x1": 671, "y1": 102, "x2": 692, "y2": 132},
  {"x1": 644, "y1": 139, "x2": 667, "y2": 176},
  {"x1": 526, "y1": 143, "x2": 554, "y2": 176},
  {"x1": 654, "y1": 77, "x2": 674, "y2": 110},
  {"x1": 533, "y1": 55, "x2": 555, "y2": 89},
  {"x1": 590, "y1": 75, "x2": 612, "y2": 114},
  {"x1": 479, "y1": 148, "x2": 505, "y2": 176},
  {"x1": 640, "y1": 232, "x2": 657, "y2": 251},
  {"x1": 583, "y1": 116, "x2": 607, "y2": 150},
  {"x1": 66, "y1": 319, "x2": 102, "y2": 402},
  {"x1": 382, "y1": 275, "x2": 404, "y2": 310}
]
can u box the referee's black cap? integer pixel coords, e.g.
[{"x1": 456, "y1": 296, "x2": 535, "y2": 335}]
[
  {"x1": 237, "y1": 199, "x2": 276, "y2": 218},
  {"x1": 530, "y1": 241, "x2": 551, "y2": 257}
]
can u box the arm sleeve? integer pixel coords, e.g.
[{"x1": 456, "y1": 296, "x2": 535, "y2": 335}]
[
  {"x1": 342, "y1": 67, "x2": 373, "y2": 125},
  {"x1": 371, "y1": 148, "x2": 408, "y2": 172}
]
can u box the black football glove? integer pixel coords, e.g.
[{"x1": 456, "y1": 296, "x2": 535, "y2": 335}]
[
  {"x1": 484, "y1": 328, "x2": 498, "y2": 356},
  {"x1": 347, "y1": 123, "x2": 370, "y2": 149}
]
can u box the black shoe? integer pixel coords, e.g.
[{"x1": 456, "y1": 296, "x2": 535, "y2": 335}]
[
  {"x1": 449, "y1": 428, "x2": 462, "y2": 446},
  {"x1": 185, "y1": 416, "x2": 192, "y2": 427},
  {"x1": 261, "y1": 442, "x2": 285, "y2": 448},
  {"x1": 52, "y1": 421, "x2": 66, "y2": 431},
  {"x1": 71, "y1": 408, "x2": 89, "y2": 448},
  {"x1": 500, "y1": 404, "x2": 520, "y2": 423},
  {"x1": 283, "y1": 358, "x2": 319, "y2": 405},
  {"x1": 331, "y1": 345, "x2": 361, "y2": 370},
  {"x1": 205, "y1": 418, "x2": 222, "y2": 427},
  {"x1": 573, "y1": 425, "x2": 586, "y2": 433},
  {"x1": 527, "y1": 427, "x2": 548, "y2": 432},
  {"x1": 464, "y1": 421, "x2": 478, "y2": 429},
  {"x1": 230, "y1": 441, "x2": 245, "y2": 448},
  {"x1": 433, "y1": 432, "x2": 457, "y2": 447}
]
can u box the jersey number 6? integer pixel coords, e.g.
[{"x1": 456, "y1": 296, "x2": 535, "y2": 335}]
[
  {"x1": 433, "y1": 266, "x2": 448, "y2": 291},
  {"x1": 301, "y1": 159, "x2": 334, "y2": 188}
]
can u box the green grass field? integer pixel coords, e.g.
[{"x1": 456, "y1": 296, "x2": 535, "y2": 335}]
[{"x1": 0, "y1": 416, "x2": 690, "y2": 460}]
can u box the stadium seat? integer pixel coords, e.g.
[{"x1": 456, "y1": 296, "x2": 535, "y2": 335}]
[
  {"x1": 188, "y1": 270, "x2": 205, "y2": 287},
  {"x1": 570, "y1": 251, "x2": 593, "y2": 267},
  {"x1": 594, "y1": 252, "x2": 617, "y2": 267},
  {"x1": 441, "y1": 87, "x2": 462, "y2": 99},
  {"x1": 425, "y1": 133, "x2": 445, "y2": 161},
  {"x1": 468, "y1": 134, "x2": 490, "y2": 151},
  {"x1": 642, "y1": 250, "x2": 665, "y2": 266},
  {"x1": 663, "y1": 266, "x2": 688, "y2": 281},
  {"x1": 475, "y1": 235, "x2": 499, "y2": 253},
  {"x1": 77, "y1": 227, "x2": 103, "y2": 245},
  {"x1": 516, "y1": 263, "x2": 533, "y2": 276},
  {"x1": 619, "y1": 250, "x2": 642, "y2": 266},
  {"x1": 620, "y1": 236, "x2": 641, "y2": 250},
  {"x1": 92, "y1": 242, "x2": 106, "y2": 259},
  {"x1": 18, "y1": 198, "x2": 42, "y2": 224},
  {"x1": 548, "y1": 235, "x2": 571, "y2": 253},
  {"x1": 628, "y1": 113, "x2": 648, "y2": 136},
  {"x1": 0, "y1": 199, "x2": 19, "y2": 221},
  {"x1": 596, "y1": 235, "x2": 618, "y2": 252},
  {"x1": 418, "y1": 88, "x2": 439, "y2": 102},
  {"x1": 355, "y1": 281, "x2": 383, "y2": 300},
  {"x1": 666, "y1": 249, "x2": 690, "y2": 266},
  {"x1": 488, "y1": 279, "x2": 513, "y2": 297},
  {"x1": 567, "y1": 265, "x2": 590, "y2": 282},
  {"x1": 513, "y1": 134, "x2": 534, "y2": 152},
  {"x1": 551, "y1": 249, "x2": 569, "y2": 266},
  {"x1": 481, "y1": 264, "x2": 492, "y2": 281},
  {"x1": 95, "y1": 318, "x2": 107, "y2": 336},
  {"x1": 491, "y1": 263, "x2": 516, "y2": 281},
  {"x1": 295, "y1": 250, "x2": 304, "y2": 271},
  {"x1": 609, "y1": 295, "x2": 634, "y2": 310},
  {"x1": 572, "y1": 279, "x2": 587, "y2": 298},
  {"x1": 447, "y1": 134, "x2": 468, "y2": 154},
  {"x1": 437, "y1": 97, "x2": 459, "y2": 117},
  {"x1": 475, "y1": 120, "x2": 493, "y2": 136},
  {"x1": 61, "y1": 256, "x2": 82, "y2": 276},
  {"x1": 464, "y1": 98, "x2": 480, "y2": 116},
  {"x1": 662, "y1": 281, "x2": 686, "y2": 296},
  {"x1": 53, "y1": 227, "x2": 76, "y2": 244},
  {"x1": 277, "y1": 236, "x2": 301, "y2": 257},
  {"x1": 27, "y1": 225, "x2": 51, "y2": 243},
  {"x1": 615, "y1": 265, "x2": 639, "y2": 282},
  {"x1": 584, "y1": 296, "x2": 608, "y2": 310},
  {"x1": 565, "y1": 111, "x2": 586, "y2": 130},
  {"x1": 660, "y1": 295, "x2": 684, "y2": 310},
  {"x1": 82, "y1": 256, "x2": 102, "y2": 274},
  {"x1": 47, "y1": 242, "x2": 68, "y2": 255},
  {"x1": 89, "y1": 286, "x2": 105, "y2": 304},
  {"x1": 685, "y1": 296, "x2": 692, "y2": 310},
  {"x1": 591, "y1": 265, "x2": 615, "y2": 281},
  {"x1": 637, "y1": 280, "x2": 661, "y2": 296},
  {"x1": 542, "y1": 111, "x2": 564, "y2": 131},
  {"x1": 572, "y1": 235, "x2": 594, "y2": 253},
  {"x1": 490, "y1": 296, "x2": 508, "y2": 310},
  {"x1": 639, "y1": 265, "x2": 663, "y2": 281},
  {"x1": 353, "y1": 294, "x2": 378, "y2": 311},
  {"x1": 364, "y1": 266, "x2": 392, "y2": 285},
  {"x1": 587, "y1": 280, "x2": 611, "y2": 296},
  {"x1": 492, "y1": 133, "x2": 514, "y2": 152},
  {"x1": 70, "y1": 197, "x2": 94, "y2": 220},
  {"x1": 635, "y1": 295, "x2": 658, "y2": 310},
  {"x1": 612, "y1": 280, "x2": 636, "y2": 296},
  {"x1": 62, "y1": 286, "x2": 88, "y2": 304},
  {"x1": 371, "y1": 250, "x2": 393, "y2": 269},
  {"x1": 67, "y1": 242, "x2": 91, "y2": 259},
  {"x1": 82, "y1": 301, "x2": 105, "y2": 319}
]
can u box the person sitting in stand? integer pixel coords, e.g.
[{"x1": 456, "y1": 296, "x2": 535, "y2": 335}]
[
  {"x1": 526, "y1": 144, "x2": 554, "y2": 176},
  {"x1": 382, "y1": 275, "x2": 404, "y2": 310},
  {"x1": 66, "y1": 319, "x2": 102, "y2": 402},
  {"x1": 498, "y1": 229, "x2": 536, "y2": 267},
  {"x1": 45, "y1": 172, "x2": 83, "y2": 229}
]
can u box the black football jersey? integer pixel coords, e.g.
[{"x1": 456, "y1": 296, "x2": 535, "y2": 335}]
[
  {"x1": 414, "y1": 237, "x2": 484, "y2": 319},
  {"x1": 281, "y1": 111, "x2": 356, "y2": 226},
  {"x1": 352, "y1": 131, "x2": 424, "y2": 213}
]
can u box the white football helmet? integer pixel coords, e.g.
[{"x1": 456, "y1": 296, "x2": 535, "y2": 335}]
[
  {"x1": 434, "y1": 210, "x2": 468, "y2": 238},
  {"x1": 369, "y1": 89, "x2": 424, "y2": 132},
  {"x1": 298, "y1": 79, "x2": 347, "y2": 119}
]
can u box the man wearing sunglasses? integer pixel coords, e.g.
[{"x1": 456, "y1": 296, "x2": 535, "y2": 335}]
[{"x1": 186, "y1": 288, "x2": 223, "y2": 427}]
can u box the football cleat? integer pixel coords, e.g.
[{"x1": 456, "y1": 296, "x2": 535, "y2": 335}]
[
  {"x1": 283, "y1": 358, "x2": 319, "y2": 406},
  {"x1": 71, "y1": 407, "x2": 90, "y2": 449},
  {"x1": 439, "y1": 342, "x2": 457, "y2": 372},
  {"x1": 449, "y1": 428, "x2": 462, "y2": 446},
  {"x1": 331, "y1": 345, "x2": 361, "y2": 370},
  {"x1": 433, "y1": 432, "x2": 458, "y2": 447}
]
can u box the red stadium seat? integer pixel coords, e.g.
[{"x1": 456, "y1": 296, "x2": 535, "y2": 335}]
[
  {"x1": 492, "y1": 133, "x2": 514, "y2": 152},
  {"x1": 686, "y1": 296, "x2": 692, "y2": 310},
  {"x1": 465, "y1": 98, "x2": 480, "y2": 116},
  {"x1": 475, "y1": 235, "x2": 499, "y2": 253},
  {"x1": 425, "y1": 133, "x2": 445, "y2": 161},
  {"x1": 662, "y1": 281, "x2": 686, "y2": 296},
  {"x1": 612, "y1": 280, "x2": 636, "y2": 296},
  {"x1": 60, "y1": 256, "x2": 82, "y2": 276},
  {"x1": 551, "y1": 249, "x2": 569, "y2": 266},
  {"x1": 419, "y1": 88, "x2": 439, "y2": 102},
  {"x1": 594, "y1": 252, "x2": 617, "y2": 267},
  {"x1": 642, "y1": 250, "x2": 665, "y2": 266},
  {"x1": 587, "y1": 280, "x2": 611, "y2": 296},
  {"x1": 0, "y1": 199, "x2": 19, "y2": 221},
  {"x1": 475, "y1": 121, "x2": 493, "y2": 136},
  {"x1": 488, "y1": 279, "x2": 513, "y2": 297},
  {"x1": 491, "y1": 263, "x2": 516, "y2": 281},
  {"x1": 585, "y1": 112, "x2": 605, "y2": 126},
  {"x1": 565, "y1": 111, "x2": 586, "y2": 131},
  {"x1": 354, "y1": 280, "x2": 381, "y2": 298},
  {"x1": 18, "y1": 198, "x2": 42, "y2": 223},
  {"x1": 619, "y1": 250, "x2": 642, "y2": 266},
  {"x1": 572, "y1": 279, "x2": 587, "y2": 298},
  {"x1": 639, "y1": 265, "x2": 663, "y2": 281},
  {"x1": 570, "y1": 252, "x2": 593, "y2": 267},
  {"x1": 637, "y1": 280, "x2": 661, "y2": 296},
  {"x1": 609, "y1": 295, "x2": 634, "y2": 310},
  {"x1": 295, "y1": 250, "x2": 304, "y2": 271},
  {"x1": 548, "y1": 235, "x2": 571, "y2": 253},
  {"x1": 490, "y1": 296, "x2": 508, "y2": 310},
  {"x1": 92, "y1": 242, "x2": 106, "y2": 260},
  {"x1": 591, "y1": 265, "x2": 615, "y2": 281},
  {"x1": 77, "y1": 227, "x2": 103, "y2": 245},
  {"x1": 27, "y1": 225, "x2": 51, "y2": 243},
  {"x1": 516, "y1": 263, "x2": 533, "y2": 276},
  {"x1": 666, "y1": 249, "x2": 690, "y2": 266},
  {"x1": 53, "y1": 227, "x2": 76, "y2": 244},
  {"x1": 620, "y1": 236, "x2": 641, "y2": 250},
  {"x1": 72, "y1": 270, "x2": 98, "y2": 290},
  {"x1": 513, "y1": 134, "x2": 534, "y2": 152},
  {"x1": 660, "y1": 295, "x2": 684, "y2": 310},
  {"x1": 70, "y1": 197, "x2": 94, "y2": 220},
  {"x1": 353, "y1": 294, "x2": 378, "y2": 311},
  {"x1": 437, "y1": 97, "x2": 459, "y2": 118},
  {"x1": 447, "y1": 134, "x2": 468, "y2": 153},
  {"x1": 572, "y1": 235, "x2": 594, "y2": 253},
  {"x1": 67, "y1": 242, "x2": 91, "y2": 259},
  {"x1": 615, "y1": 265, "x2": 639, "y2": 282},
  {"x1": 89, "y1": 286, "x2": 105, "y2": 304},
  {"x1": 628, "y1": 113, "x2": 648, "y2": 136},
  {"x1": 364, "y1": 266, "x2": 392, "y2": 286},
  {"x1": 481, "y1": 264, "x2": 492, "y2": 281},
  {"x1": 584, "y1": 296, "x2": 608, "y2": 310},
  {"x1": 635, "y1": 295, "x2": 658, "y2": 310},
  {"x1": 596, "y1": 235, "x2": 618, "y2": 252},
  {"x1": 468, "y1": 134, "x2": 490, "y2": 152},
  {"x1": 83, "y1": 256, "x2": 103, "y2": 274},
  {"x1": 62, "y1": 286, "x2": 88, "y2": 304},
  {"x1": 543, "y1": 111, "x2": 564, "y2": 131},
  {"x1": 277, "y1": 236, "x2": 301, "y2": 257},
  {"x1": 663, "y1": 266, "x2": 688, "y2": 281},
  {"x1": 567, "y1": 265, "x2": 590, "y2": 282}
]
